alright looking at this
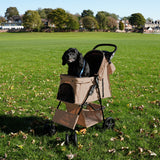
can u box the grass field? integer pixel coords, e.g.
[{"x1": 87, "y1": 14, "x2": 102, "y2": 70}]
[{"x1": 0, "y1": 32, "x2": 160, "y2": 159}]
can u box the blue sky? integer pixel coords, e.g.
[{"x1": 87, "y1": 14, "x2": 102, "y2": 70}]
[{"x1": 1, "y1": 0, "x2": 160, "y2": 20}]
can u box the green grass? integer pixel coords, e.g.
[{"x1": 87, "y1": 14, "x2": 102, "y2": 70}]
[{"x1": 0, "y1": 32, "x2": 160, "y2": 159}]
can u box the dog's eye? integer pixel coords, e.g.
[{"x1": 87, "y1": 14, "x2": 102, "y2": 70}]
[{"x1": 70, "y1": 49, "x2": 75, "y2": 52}]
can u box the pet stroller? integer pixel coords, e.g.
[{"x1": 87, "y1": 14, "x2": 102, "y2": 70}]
[{"x1": 52, "y1": 44, "x2": 117, "y2": 145}]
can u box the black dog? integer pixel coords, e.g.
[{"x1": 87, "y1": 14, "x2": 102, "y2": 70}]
[{"x1": 62, "y1": 48, "x2": 90, "y2": 77}]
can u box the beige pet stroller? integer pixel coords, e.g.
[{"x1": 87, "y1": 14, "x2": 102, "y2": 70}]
[{"x1": 52, "y1": 44, "x2": 117, "y2": 145}]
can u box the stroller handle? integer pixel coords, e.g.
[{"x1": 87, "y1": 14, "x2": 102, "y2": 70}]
[{"x1": 93, "y1": 44, "x2": 117, "y2": 54}]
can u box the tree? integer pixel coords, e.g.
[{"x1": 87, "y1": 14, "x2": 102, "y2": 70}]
[
  {"x1": 0, "y1": 16, "x2": 6, "y2": 23},
  {"x1": 110, "y1": 13, "x2": 119, "y2": 20},
  {"x1": 37, "y1": 8, "x2": 47, "y2": 19},
  {"x1": 106, "y1": 17, "x2": 117, "y2": 31},
  {"x1": 5, "y1": 7, "x2": 19, "y2": 20},
  {"x1": 129, "y1": 13, "x2": 146, "y2": 27},
  {"x1": 23, "y1": 10, "x2": 42, "y2": 31},
  {"x1": 66, "y1": 13, "x2": 79, "y2": 31},
  {"x1": 48, "y1": 8, "x2": 68, "y2": 31},
  {"x1": 119, "y1": 20, "x2": 124, "y2": 30},
  {"x1": 121, "y1": 16, "x2": 130, "y2": 21},
  {"x1": 96, "y1": 11, "x2": 107, "y2": 30},
  {"x1": 81, "y1": 10, "x2": 94, "y2": 17},
  {"x1": 82, "y1": 16, "x2": 99, "y2": 31},
  {"x1": 43, "y1": 8, "x2": 53, "y2": 19}
]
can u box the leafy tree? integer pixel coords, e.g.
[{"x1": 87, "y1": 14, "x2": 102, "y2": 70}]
[
  {"x1": 96, "y1": 11, "x2": 107, "y2": 30},
  {"x1": 121, "y1": 16, "x2": 130, "y2": 21},
  {"x1": 74, "y1": 13, "x2": 81, "y2": 23},
  {"x1": 81, "y1": 10, "x2": 94, "y2": 17},
  {"x1": 102, "y1": 11, "x2": 110, "y2": 17},
  {"x1": 37, "y1": 8, "x2": 47, "y2": 19},
  {"x1": 106, "y1": 17, "x2": 117, "y2": 31},
  {"x1": 0, "y1": 16, "x2": 6, "y2": 23},
  {"x1": 5, "y1": 7, "x2": 19, "y2": 20},
  {"x1": 119, "y1": 20, "x2": 124, "y2": 30},
  {"x1": 48, "y1": 8, "x2": 68, "y2": 31},
  {"x1": 23, "y1": 10, "x2": 42, "y2": 31},
  {"x1": 82, "y1": 16, "x2": 99, "y2": 31},
  {"x1": 43, "y1": 8, "x2": 53, "y2": 19},
  {"x1": 110, "y1": 13, "x2": 119, "y2": 20},
  {"x1": 66, "y1": 13, "x2": 79, "y2": 31},
  {"x1": 129, "y1": 13, "x2": 146, "y2": 27},
  {"x1": 96, "y1": 11, "x2": 119, "y2": 31}
]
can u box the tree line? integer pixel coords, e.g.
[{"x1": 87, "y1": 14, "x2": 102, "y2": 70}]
[{"x1": 0, "y1": 7, "x2": 146, "y2": 32}]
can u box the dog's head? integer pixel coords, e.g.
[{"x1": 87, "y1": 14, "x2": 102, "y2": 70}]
[{"x1": 62, "y1": 48, "x2": 80, "y2": 65}]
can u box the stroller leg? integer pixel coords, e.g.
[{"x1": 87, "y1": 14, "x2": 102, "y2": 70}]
[
  {"x1": 98, "y1": 98, "x2": 105, "y2": 128},
  {"x1": 95, "y1": 76, "x2": 106, "y2": 127},
  {"x1": 56, "y1": 101, "x2": 62, "y2": 109}
]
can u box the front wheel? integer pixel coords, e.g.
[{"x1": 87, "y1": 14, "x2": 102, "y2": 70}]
[
  {"x1": 65, "y1": 134, "x2": 70, "y2": 145},
  {"x1": 70, "y1": 132, "x2": 78, "y2": 146},
  {"x1": 103, "y1": 117, "x2": 115, "y2": 129}
]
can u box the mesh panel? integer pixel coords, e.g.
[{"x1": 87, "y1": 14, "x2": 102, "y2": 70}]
[{"x1": 57, "y1": 83, "x2": 75, "y2": 103}]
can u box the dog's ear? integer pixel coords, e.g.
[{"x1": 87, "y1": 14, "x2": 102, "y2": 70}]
[
  {"x1": 62, "y1": 48, "x2": 72, "y2": 65},
  {"x1": 73, "y1": 48, "x2": 79, "y2": 54},
  {"x1": 62, "y1": 53, "x2": 67, "y2": 65},
  {"x1": 77, "y1": 51, "x2": 84, "y2": 64}
]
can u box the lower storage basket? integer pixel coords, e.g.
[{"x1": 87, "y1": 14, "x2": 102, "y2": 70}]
[
  {"x1": 65, "y1": 102, "x2": 104, "y2": 128},
  {"x1": 53, "y1": 102, "x2": 104, "y2": 129},
  {"x1": 52, "y1": 109, "x2": 79, "y2": 130}
]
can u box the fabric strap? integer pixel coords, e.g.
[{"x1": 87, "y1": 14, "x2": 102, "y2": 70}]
[{"x1": 79, "y1": 60, "x2": 86, "y2": 77}]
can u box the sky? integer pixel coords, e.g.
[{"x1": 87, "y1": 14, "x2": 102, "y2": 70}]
[{"x1": 0, "y1": 0, "x2": 160, "y2": 20}]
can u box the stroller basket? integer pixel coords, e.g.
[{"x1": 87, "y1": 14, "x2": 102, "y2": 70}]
[{"x1": 53, "y1": 102, "x2": 105, "y2": 129}]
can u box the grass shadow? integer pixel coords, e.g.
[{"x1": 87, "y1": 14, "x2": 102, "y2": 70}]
[
  {"x1": 0, "y1": 115, "x2": 74, "y2": 137},
  {"x1": 0, "y1": 115, "x2": 55, "y2": 136}
]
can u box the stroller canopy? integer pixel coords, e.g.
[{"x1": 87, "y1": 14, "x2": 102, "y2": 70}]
[
  {"x1": 84, "y1": 43, "x2": 117, "y2": 77},
  {"x1": 84, "y1": 50, "x2": 104, "y2": 77}
]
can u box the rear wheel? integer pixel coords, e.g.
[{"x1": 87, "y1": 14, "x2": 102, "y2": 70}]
[
  {"x1": 43, "y1": 123, "x2": 57, "y2": 136},
  {"x1": 70, "y1": 132, "x2": 78, "y2": 146},
  {"x1": 65, "y1": 134, "x2": 70, "y2": 145}
]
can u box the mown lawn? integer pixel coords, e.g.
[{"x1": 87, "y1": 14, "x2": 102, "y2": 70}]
[{"x1": 0, "y1": 32, "x2": 160, "y2": 159}]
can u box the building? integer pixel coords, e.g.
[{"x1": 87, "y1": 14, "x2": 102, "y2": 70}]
[
  {"x1": 0, "y1": 15, "x2": 24, "y2": 30},
  {"x1": 144, "y1": 20, "x2": 160, "y2": 33}
]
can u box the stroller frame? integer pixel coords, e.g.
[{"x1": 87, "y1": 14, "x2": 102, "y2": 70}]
[{"x1": 52, "y1": 44, "x2": 117, "y2": 145}]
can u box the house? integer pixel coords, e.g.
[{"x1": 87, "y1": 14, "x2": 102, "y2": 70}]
[
  {"x1": 0, "y1": 15, "x2": 24, "y2": 30},
  {"x1": 116, "y1": 20, "x2": 132, "y2": 32},
  {"x1": 144, "y1": 20, "x2": 160, "y2": 32}
]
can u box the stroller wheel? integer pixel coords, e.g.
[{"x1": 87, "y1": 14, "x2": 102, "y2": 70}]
[
  {"x1": 43, "y1": 123, "x2": 57, "y2": 136},
  {"x1": 49, "y1": 124, "x2": 57, "y2": 136},
  {"x1": 65, "y1": 134, "x2": 70, "y2": 145},
  {"x1": 70, "y1": 132, "x2": 78, "y2": 146},
  {"x1": 103, "y1": 117, "x2": 115, "y2": 129}
]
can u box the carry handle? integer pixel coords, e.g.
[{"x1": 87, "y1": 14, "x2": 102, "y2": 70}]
[{"x1": 93, "y1": 44, "x2": 117, "y2": 54}]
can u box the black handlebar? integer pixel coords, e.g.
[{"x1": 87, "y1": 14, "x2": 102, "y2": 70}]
[{"x1": 93, "y1": 44, "x2": 117, "y2": 54}]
